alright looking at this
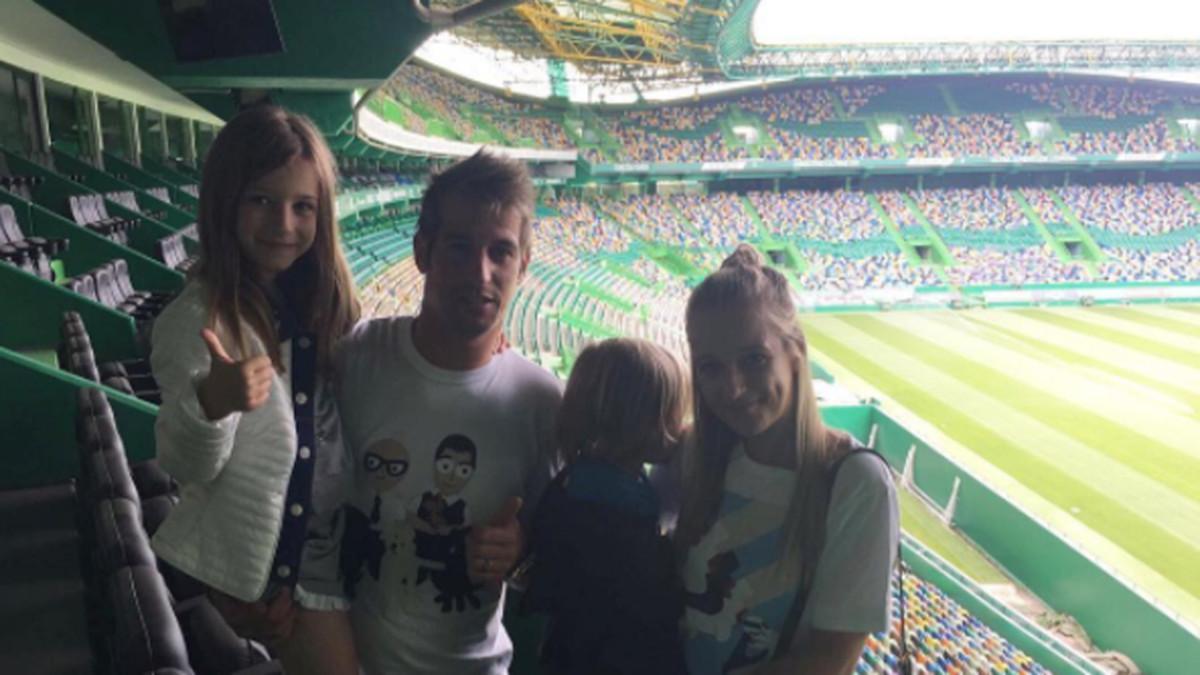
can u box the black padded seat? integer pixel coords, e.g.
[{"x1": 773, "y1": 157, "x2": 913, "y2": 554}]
[
  {"x1": 84, "y1": 445, "x2": 140, "y2": 506},
  {"x1": 175, "y1": 597, "x2": 272, "y2": 675},
  {"x1": 157, "y1": 560, "x2": 209, "y2": 606},
  {"x1": 141, "y1": 493, "x2": 178, "y2": 538},
  {"x1": 93, "y1": 498, "x2": 156, "y2": 578},
  {"x1": 131, "y1": 461, "x2": 177, "y2": 501},
  {"x1": 106, "y1": 566, "x2": 192, "y2": 675},
  {"x1": 69, "y1": 350, "x2": 102, "y2": 383}
]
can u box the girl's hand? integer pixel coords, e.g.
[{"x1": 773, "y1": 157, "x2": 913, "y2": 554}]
[
  {"x1": 209, "y1": 587, "x2": 296, "y2": 646},
  {"x1": 197, "y1": 328, "x2": 274, "y2": 420}
]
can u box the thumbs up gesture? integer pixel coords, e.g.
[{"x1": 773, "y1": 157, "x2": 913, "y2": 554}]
[
  {"x1": 196, "y1": 328, "x2": 275, "y2": 421},
  {"x1": 467, "y1": 496, "x2": 524, "y2": 585}
]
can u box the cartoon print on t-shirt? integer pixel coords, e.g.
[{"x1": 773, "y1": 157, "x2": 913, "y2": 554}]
[
  {"x1": 687, "y1": 550, "x2": 739, "y2": 615},
  {"x1": 723, "y1": 613, "x2": 776, "y2": 673},
  {"x1": 341, "y1": 438, "x2": 411, "y2": 597},
  {"x1": 412, "y1": 433, "x2": 483, "y2": 612}
]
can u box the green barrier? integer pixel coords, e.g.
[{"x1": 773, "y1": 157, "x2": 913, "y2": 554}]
[
  {"x1": 0, "y1": 188, "x2": 183, "y2": 293},
  {"x1": 868, "y1": 406, "x2": 1200, "y2": 674},
  {"x1": 587, "y1": 152, "x2": 1200, "y2": 177},
  {"x1": 1, "y1": 150, "x2": 182, "y2": 262},
  {"x1": 902, "y1": 536, "x2": 1103, "y2": 674},
  {"x1": 103, "y1": 151, "x2": 199, "y2": 213},
  {"x1": 572, "y1": 279, "x2": 636, "y2": 313},
  {"x1": 54, "y1": 150, "x2": 196, "y2": 233},
  {"x1": 818, "y1": 404, "x2": 875, "y2": 439},
  {"x1": 140, "y1": 156, "x2": 201, "y2": 197},
  {"x1": 555, "y1": 309, "x2": 620, "y2": 340},
  {"x1": 0, "y1": 347, "x2": 156, "y2": 490},
  {"x1": 0, "y1": 261, "x2": 140, "y2": 359},
  {"x1": 600, "y1": 258, "x2": 655, "y2": 289}
]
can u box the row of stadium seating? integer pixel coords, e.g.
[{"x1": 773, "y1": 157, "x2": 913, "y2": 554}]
[
  {"x1": 537, "y1": 184, "x2": 1199, "y2": 284},
  {"x1": 378, "y1": 65, "x2": 1200, "y2": 163},
  {"x1": 75, "y1": 386, "x2": 283, "y2": 674}
]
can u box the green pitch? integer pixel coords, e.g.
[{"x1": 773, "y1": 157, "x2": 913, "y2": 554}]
[{"x1": 803, "y1": 304, "x2": 1200, "y2": 624}]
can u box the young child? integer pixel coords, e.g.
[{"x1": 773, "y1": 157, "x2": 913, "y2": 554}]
[
  {"x1": 149, "y1": 105, "x2": 361, "y2": 675},
  {"x1": 522, "y1": 338, "x2": 690, "y2": 675}
]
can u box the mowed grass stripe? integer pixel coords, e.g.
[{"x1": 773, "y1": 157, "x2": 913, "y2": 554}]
[
  {"x1": 803, "y1": 316, "x2": 1200, "y2": 598},
  {"x1": 844, "y1": 313, "x2": 1200, "y2": 502},
  {"x1": 1019, "y1": 309, "x2": 1200, "y2": 370},
  {"x1": 880, "y1": 312, "x2": 1200, "y2": 464},
  {"x1": 959, "y1": 313, "x2": 1200, "y2": 414},
  {"x1": 1158, "y1": 306, "x2": 1200, "y2": 328},
  {"x1": 1104, "y1": 306, "x2": 1200, "y2": 337},
  {"x1": 964, "y1": 309, "x2": 1200, "y2": 395}
]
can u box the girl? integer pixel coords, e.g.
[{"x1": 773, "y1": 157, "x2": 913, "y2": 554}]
[
  {"x1": 672, "y1": 245, "x2": 899, "y2": 675},
  {"x1": 523, "y1": 338, "x2": 690, "y2": 675},
  {"x1": 150, "y1": 105, "x2": 360, "y2": 675}
]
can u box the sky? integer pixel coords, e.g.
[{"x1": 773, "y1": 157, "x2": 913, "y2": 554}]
[{"x1": 753, "y1": 0, "x2": 1200, "y2": 45}]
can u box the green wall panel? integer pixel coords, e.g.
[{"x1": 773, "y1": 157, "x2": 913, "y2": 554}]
[
  {"x1": 0, "y1": 347, "x2": 156, "y2": 490},
  {"x1": 869, "y1": 407, "x2": 1200, "y2": 674}
]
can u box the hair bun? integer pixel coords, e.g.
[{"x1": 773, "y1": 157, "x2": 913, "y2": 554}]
[{"x1": 720, "y1": 244, "x2": 763, "y2": 271}]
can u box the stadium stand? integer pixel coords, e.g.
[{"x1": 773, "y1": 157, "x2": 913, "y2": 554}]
[
  {"x1": 380, "y1": 67, "x2": 1200, "y2": 167},
  {"x1": 7, "y1": 8, "x2": 1200, "y2": 672}
]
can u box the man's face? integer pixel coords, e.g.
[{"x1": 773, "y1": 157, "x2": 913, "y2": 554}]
[
  {"x1": 433, "y1": 448, "x2": 475, "y2": 496},
  {"x1": 363, "y1": 439, "x2": 411, "y2": 494},
  {"x1": 415, "y1": 198, "x2": 529, "y2": 341}
]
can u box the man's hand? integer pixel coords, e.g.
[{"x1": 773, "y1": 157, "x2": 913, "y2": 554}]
[
  {"x1": 197, "y1": 328, "x2": 274, "y2": 420},
  {"x1": 209, "y1": 587, "x2": 297, "y2": 646},
  {"x1": 467, "y1": 496, "x2": 523, "y2": 585}
]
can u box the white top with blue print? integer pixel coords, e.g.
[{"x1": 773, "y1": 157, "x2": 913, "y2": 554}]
[{"x1": 681, "y1": 446, "x2": 898, "y2": 675}]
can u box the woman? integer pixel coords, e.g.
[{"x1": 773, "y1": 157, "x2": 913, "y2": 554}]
[{"x1": 670, "y1": 245, "x2": 898, "y2": 675}]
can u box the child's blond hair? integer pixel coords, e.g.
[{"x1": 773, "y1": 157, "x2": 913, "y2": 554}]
[{"x1": 556, "y1": 338, "x2": 689, "y2": 469}]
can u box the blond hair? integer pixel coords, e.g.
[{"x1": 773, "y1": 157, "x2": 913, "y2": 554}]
[
  {"x1": 193, "y1": 105, "x2": 360, "y2": 372},
  {"x1": 556, "y1": 338, "x2": 689, "y2": 470},
  {"x1": 678, "y1": 245, "x2": 849, "y2": 588}
]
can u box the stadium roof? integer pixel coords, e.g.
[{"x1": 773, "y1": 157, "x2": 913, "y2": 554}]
[{"x1": 421, "y1": 0, "x2": 1200, "y2": 85}]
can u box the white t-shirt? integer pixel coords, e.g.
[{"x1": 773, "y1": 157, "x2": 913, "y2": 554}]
[
  {"x1": 336, "y1": 316, "x2": 562, "y2": 675},
  {"x1": 681, "y1": 447, "x2": 898, "y2": 675}
]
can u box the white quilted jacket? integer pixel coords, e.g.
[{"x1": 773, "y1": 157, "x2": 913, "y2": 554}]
[{"x1": 148, "y1": 282, "x2": 302, "y2": 603}]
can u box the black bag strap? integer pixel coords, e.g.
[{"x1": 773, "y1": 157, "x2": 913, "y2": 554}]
[{"x1": 774, "y1": 447, "x2": 909, "y2": 672}]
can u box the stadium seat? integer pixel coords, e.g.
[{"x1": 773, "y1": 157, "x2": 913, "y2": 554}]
[
  {"x1": 174, "y1": 597, "x2": 275, "y2": 675},
  {"x1": 67, "y1": 193, "x2": 136, "y2": 244},
  {"x1": 0, "y1": 203, "x2": 61, "y2": 281},
  {"x1": 105, "y1": 565, "x2": 193, "y2": 675},
  {"x1": 92, "y1": 497, "x2": 156, "y2": 578},
  {"x1": 156, "y1": 231, "x2": 197, "y2": 272},
  {"x1": 62, "y1": 314, "x2": 162, "y2": 403},
  {"x1": 131, "y1": 460, "x2": 177, "y2": 501}
]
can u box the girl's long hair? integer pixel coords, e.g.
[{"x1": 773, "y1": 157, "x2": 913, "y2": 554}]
[
  {"x1": 193, "y1": 105, "x2": 360, "y2": 371},
  {"x1": 677, "y1": 245, "x2": 849, "y2": 591}
]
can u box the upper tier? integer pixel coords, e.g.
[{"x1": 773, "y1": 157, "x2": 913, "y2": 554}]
[{"x1": 373, "y1": 65, "x2": 1200, "y2": 168}]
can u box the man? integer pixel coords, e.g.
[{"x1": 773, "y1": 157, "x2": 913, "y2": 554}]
[{"x1": 337, "y1": 150, "x2": 562, "y2": 674}]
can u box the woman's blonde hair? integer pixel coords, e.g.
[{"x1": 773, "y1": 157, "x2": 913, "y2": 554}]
[
  {"x1": 193, "y1": 105, "x2": 360, "y2": 371},
  {"x1": 556, "y1": 338, "x2": 689, "y2": 469},
  {"x1": 677, "y1": 245, "x2": 848, "y2": 588}
]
